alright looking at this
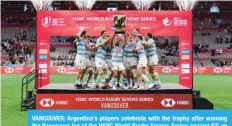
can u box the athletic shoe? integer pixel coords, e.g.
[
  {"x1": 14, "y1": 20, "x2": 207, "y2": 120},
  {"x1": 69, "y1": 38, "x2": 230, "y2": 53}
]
[
  {"x1": 112, "y1": 85, "x2": 116, "y2": 90},
  {"x1": 123, "y1": 85, "x2": 129, "y2": 90},
  {"x1": 150, "y1": 84, "x2": 161, "y2": 89},
  {"x1": 84, "y1": 84, "x2": 90, "y2": 88},
  {"x1": 95, "y1": 85, "x2": 99, "y2": 89},
  {"x1": 102, "y1": 84, "x2": 111, "y2": 89},
  {"x1": 148, "y1": 83, "x2": 156, "y2": 89},
  {"x1": 132, "y1": 85, "x2": 140, "y2": 89},
  {"x1": 137, "y1": 85, "x2": 145, "y2": 90},
  {"x1": 75, "y1": 85, "x2": 85, "y2": 89}
]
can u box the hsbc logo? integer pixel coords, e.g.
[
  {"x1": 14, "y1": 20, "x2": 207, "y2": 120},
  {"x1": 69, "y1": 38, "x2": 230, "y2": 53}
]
[
  {"x1": 4, "y1": 67, "x2": 14, "y2": 73},
  {"x1": 213, "y1": 67, "x2": 223, "y2": 73},
  {"x1": 161, "y1": 98, "x2": 190, "y2": 108},
  {"x1": 40, "y1": 98, "x2": 55, "y2": 107},
  {"x1": 39, "y1": 98, "x2": 69, "y2": 108},
  {"x1": 57, "y1": 67, "x2": 67, "y2": 73},
  {"x1": 163, "y1": 17, "x2": 172, "y2": 26},
  {"x1": 161, "y1": 98, "x2": 176, "y2": 107},
  {"x1": 162, "y1": 67, "x2": 171, "y2": 73},
  {"x1": 42, "y1": 16, "x2": 51, "y2": 28}
]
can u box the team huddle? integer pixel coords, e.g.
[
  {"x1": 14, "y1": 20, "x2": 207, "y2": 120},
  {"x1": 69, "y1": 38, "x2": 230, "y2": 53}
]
[{"x1": 74, "y1": 28, "x2": 161, "y2": 90}]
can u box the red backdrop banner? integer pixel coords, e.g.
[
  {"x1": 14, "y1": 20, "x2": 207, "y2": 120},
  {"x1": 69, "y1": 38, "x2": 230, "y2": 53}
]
[
  {"x1": 36, "y1": 11, "x2": 193, "y2": 88},
  {"x1": 1, "y1": 66, "x2": 232, "y2": 74}
]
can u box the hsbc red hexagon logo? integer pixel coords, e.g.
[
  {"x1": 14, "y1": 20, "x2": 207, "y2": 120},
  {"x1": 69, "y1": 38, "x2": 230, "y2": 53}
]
[
  {"x1": 193, "y1": 67, "x2": 198, "y2": 73},
  {"x1": 39, "y1": 98, "x2": 55, "y2": 107},
  {"x1": 57, "y1": 67, "x2": 67, "y2": 73},
  {"x1": 4, "y1": 67, "x2": 14, "y2": 73},
  {"x1": 161, "y1": 98, "x2": 176, "y2": 107},
  {"x1": 213, "y1": 67, "x2": 223, "y2": 73},
  {"x1": 162, "y1": 67, "x2": 172, "y2": 73}
]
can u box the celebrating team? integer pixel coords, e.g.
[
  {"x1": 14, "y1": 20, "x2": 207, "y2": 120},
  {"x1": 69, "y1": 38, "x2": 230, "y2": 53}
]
[{"x1": 74, "y1": 28, "x2": 161, "y2": 90}]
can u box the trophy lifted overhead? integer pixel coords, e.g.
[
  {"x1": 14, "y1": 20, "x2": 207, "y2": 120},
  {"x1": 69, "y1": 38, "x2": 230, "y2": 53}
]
[{"x1": 113, "y1": 14, "x2": 126, "y2": 34}]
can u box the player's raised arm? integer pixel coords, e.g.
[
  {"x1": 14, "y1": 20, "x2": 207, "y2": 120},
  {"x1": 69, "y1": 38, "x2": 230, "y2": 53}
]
[
  {"x1": 122, "y1": 32, "x2": 129, "y2": 47},
  {"x1": 74, "y1": 31, "x2": 83, "y2": 44},
  {"x1": 142, "y1": 33, "x2": 154, "y2": 46},
  {"x1": 96, "y1": 32, "x2": 115, "y2": 47},
  {"x1": 87, "y1": 44, "x2": 96, "y2": 51}
]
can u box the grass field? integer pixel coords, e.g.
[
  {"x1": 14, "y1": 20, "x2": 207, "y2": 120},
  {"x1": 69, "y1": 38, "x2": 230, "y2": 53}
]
[{"x1": 1, "y1": 74, "x2": 232, "y2": 126}]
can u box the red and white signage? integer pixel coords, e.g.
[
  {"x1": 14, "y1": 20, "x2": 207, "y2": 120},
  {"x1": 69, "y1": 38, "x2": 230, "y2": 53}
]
[
  {"x1": 1, "y1": 66, "x2": 232, "y2": 74},
  {"x1": 36, "y1": 94, "x2": 192, "y2": 109},
  {"x1": 36, "y1": 11, "x2": 193, "y2": 88}
]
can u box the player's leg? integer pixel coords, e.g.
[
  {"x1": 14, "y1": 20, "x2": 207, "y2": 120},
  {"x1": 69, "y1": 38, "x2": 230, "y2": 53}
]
[
  {"x1": 83, "y1": 59, "x2": 93, "y2": 88},
  {"x1": 130, "y1": 66, "x2": 137, "y2": 89},
  {"x1": 141, "y1": 67, "x2": 152, "y2": 89},
  {"x1": 99, "y1": 60, "x2": 111, "y2": 89},
  {"x1": 119, "y1": 63, "x2": 128, "y2": 89},
  {"x1": 84, "y1": 67, "x2": 93, "y2": 88},
  {"x1": 123, "y1": 58, "x2": 131, "y2": 88},
  {"x1": 135, "y1": 58, "x2": 148, "y2": 90},
  {"x1": 134, "y1": 66, "x2": 143, "y2": 89},
  {"x1": 104, "y1": 59, "x2": 113, "y2": 84},
  {"x1": 117, "y1": 72, "x2": 121, "y2": 88},
  {"x1": 74, "y1": 56, "x2": 86, "y2": 89},
  {"x1": 148, "y1": 55, "x2": 161, "y2": 89},
  {"x1": 111, "y1": 65, "x2": 119, "y2": 90},
  {"x1": 95, "y1": 59, "x2": 104, "y2": 88},
  {"x1": 129, "y1": 58, "x2": 138, "y2": 89}
]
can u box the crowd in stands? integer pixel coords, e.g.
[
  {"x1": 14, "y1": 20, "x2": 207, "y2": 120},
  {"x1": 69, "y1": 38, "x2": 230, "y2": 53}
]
[
  {"x1": 1, "y1": 41, "x2": 34, "y2": 66},
  {"x1": 1, "y1": 30, "x2": 35, "y2": 66}
]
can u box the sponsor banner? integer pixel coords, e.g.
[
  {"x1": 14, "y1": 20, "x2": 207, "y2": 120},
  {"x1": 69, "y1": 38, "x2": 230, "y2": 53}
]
[
  {"x1": 37, "y1": 11, "x2": 192, "y2": 88},
  {"x1": 36, "y1": 94, "x2": 192, "y2": 109},
  {"x1": 1, "y1": 66, "x2": 232, "y2": 74}
]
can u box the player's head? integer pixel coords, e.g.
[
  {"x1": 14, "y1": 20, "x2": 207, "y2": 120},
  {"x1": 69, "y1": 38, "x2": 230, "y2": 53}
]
[
  {"x1": 101, "y1": 30, "x2": 108, "y2": 38},
  {"x1": 136, "y1": 35, "x2": 143, "y2": 42},
  {"x1": 115, "y1": 34, "x2": 122, "y2": 46},
  {"x1": 133, "y1": 28, "x2": 139, "y2": 35},
  {"x1": 130, "y1": 34, "x2": 136, "y2": 42},
  {"x1": 86, "y1": 35, "x2": 91, "y2": 42},
  {"x1": 80, "y1": 31, "x2": 88, "y2": 39},
  {"x1": 145, "y1": 33, "x2": 152, "y2": 40}
]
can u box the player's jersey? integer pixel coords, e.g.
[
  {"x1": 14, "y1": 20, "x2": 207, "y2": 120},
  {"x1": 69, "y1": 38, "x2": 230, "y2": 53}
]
[
  {"x1": 89, "y1": 42, "x2": 96, "y2": 60},
  {"x1": 86, "y1": 42, "x2": 94, "y2": 59},
  {"x1": 112, "y1": 45, "x2": 124, "y2": 64},
  {"x1": 145, "y1": 38, "x2": 157, "y2": 57},
  {"x1": 96, "y1": 37, "x2": 107, "y2": 60},
  {"x1": 124, "y1": 41, "x2": 137, "y2": 58},
  {"x1": 105, "y1": 46, "x2": 112, "y2": 60},
  {"x1": 76, "y1": 38, "x2": 86, "y2": 56},
  {"x1": 136, "y1": 41, "x2": 146, "y2": 59}
]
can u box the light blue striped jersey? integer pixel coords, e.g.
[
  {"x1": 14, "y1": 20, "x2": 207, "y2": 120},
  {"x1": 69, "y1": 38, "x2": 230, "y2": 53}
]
[
  {"x1": 76, "y1": 38, "x2": 87, "y2": 56},
  {"x1": 124, "y1": 41, "x2": 137, "y2": 58},
  {"x1": 136, "y1": 41, "x2": 146, "y2": 59},
  {"x1": 145, "y1": 38, "x2": 157, "y2": 57},
  {"x1": 96, "y1": 37, "x2": 107, "y2": 59},
  {"x1": 112, "y1": 45, "x2": 124, "y2": 64},
  {"x1": 105, "y1": 46, "x2": 112, "y2": 60}
]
